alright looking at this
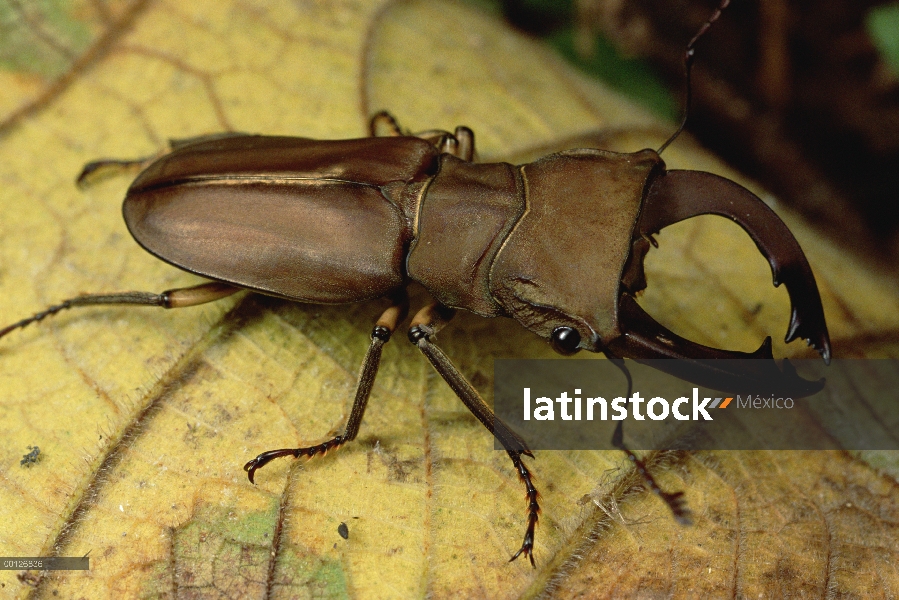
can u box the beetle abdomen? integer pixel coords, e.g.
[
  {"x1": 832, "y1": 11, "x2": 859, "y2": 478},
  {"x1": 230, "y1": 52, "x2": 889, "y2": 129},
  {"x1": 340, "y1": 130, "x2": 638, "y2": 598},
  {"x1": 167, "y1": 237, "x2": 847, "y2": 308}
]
[
  {"x1": 125, "y1": 181, "x2": 409, "y2": 303},
  {"x1": 129, "y1": 135, "x2": 440, "y2": 190},
  {"x1": 124, "y1": 136, "x2": 440, "y2": 303}
]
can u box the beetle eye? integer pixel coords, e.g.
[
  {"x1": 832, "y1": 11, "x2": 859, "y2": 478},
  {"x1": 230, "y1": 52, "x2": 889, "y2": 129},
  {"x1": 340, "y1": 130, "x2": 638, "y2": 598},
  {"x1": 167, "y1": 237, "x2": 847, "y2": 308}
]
[{"x1": 550, "y1": 327, "x2": 581, "y2": 355}]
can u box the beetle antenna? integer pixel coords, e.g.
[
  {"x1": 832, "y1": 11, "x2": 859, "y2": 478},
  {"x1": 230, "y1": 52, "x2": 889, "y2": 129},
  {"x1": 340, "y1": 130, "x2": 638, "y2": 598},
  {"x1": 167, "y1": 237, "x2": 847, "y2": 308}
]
[{"x1": 657, "y1": 0, "x2": 731, "y2": 155}]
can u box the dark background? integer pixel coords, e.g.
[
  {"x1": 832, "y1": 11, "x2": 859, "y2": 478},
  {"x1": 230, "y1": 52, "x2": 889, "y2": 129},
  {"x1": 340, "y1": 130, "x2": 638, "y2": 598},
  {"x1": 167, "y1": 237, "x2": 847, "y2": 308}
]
[{"x1": 490, "y1": 0, "x2": 899, "y2": 269}]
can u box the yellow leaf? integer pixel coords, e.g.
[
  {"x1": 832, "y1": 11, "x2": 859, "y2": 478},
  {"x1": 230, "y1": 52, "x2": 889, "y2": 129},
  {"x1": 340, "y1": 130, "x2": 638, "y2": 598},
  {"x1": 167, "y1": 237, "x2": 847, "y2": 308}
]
[{"x1": 1, "y1": 0, "x2": 898, "y2": 598}]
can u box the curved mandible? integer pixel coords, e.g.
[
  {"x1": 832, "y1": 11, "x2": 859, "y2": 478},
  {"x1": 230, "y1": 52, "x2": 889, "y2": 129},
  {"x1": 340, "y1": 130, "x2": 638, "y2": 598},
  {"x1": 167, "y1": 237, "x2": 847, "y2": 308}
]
[
  {"x1": 606, "y1": 294, "x2": 825, "y2": 397},
  {"x1": 638, "y1": 170, "x2": 831, "y2": 363}
]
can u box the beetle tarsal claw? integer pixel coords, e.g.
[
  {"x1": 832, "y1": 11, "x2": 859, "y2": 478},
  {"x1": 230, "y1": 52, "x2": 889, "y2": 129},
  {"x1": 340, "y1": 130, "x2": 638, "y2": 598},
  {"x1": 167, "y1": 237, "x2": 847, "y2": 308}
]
[
  {"x1": 633, "y1": 169, "x2": 831, "y2": 365},
  {"x1": 661, "y1": 490, "x2": 692, "y2": 526},
  {"x1": 243, "y1": 448, "x2": 302, "y2": 483}
]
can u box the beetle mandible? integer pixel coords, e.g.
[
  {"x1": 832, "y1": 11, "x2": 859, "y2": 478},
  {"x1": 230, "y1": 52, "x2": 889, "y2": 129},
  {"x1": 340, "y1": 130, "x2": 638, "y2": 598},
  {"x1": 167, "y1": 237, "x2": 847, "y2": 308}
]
[{"x1": 1, "y1": 2, "x2": 830, "y2": 567}]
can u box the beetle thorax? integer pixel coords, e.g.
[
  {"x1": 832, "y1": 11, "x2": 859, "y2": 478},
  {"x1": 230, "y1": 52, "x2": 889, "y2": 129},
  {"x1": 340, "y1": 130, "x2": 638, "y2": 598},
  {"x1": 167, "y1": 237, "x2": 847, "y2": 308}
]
[{"x1": 489, "y1": 149, "x2": 662, "y2": 351}]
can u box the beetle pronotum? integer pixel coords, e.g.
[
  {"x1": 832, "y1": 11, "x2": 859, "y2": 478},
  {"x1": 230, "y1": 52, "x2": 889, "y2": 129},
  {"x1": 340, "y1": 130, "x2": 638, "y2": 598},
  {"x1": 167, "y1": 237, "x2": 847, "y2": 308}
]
[{"x1": 1, "y1": 1, "x2": 829, "y2": 566}]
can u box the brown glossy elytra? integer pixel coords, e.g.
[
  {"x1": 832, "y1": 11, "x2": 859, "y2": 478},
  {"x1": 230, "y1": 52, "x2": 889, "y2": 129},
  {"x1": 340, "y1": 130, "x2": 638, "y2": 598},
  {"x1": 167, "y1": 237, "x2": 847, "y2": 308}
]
[{"x1": 1, "y1": 0, "x2": 829, "y2": 567}]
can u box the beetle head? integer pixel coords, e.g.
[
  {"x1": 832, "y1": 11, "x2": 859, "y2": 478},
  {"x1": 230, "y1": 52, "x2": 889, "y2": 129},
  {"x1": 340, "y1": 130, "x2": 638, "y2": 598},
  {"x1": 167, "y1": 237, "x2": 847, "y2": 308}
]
[{"x1": 489, "y1": 152, "x2": 830, "y2": 396}]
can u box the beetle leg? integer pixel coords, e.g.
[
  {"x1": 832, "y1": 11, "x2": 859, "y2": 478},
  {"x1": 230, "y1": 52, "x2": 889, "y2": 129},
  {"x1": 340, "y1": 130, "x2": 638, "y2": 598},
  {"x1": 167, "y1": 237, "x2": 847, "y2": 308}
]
[
  {"x1": 424, "y1": 127, "x2": 476, "y2": 161},
  {"x1": 369, "y1": 110, "x2": 404, "y2": 137},
  {"x1": 604, "y1": 354, "x2": 691, "y2": 524},
  {"x1": 368, "y1": 112, "x2": 477, "y2": 160},
  {"x1": 76, "y1": 132, "x2": 252, "y2": 188},
  {"x1": 415, "y1": 128, "x2": 476, "y2": 161},
  {"x1": 368, "y1": 112, "x2": 455, "y2": 149},
  {"x1": 76, "y1": 155, "x2": 162, "y2": 189},
  {"x1": 452, "y1": 126, "x2": 475, "y2": 162},
  {"x1": 243, "y1": 293, "x2": 410, "y2": 483},
  {"x1": 407, "y1": 302, "x2": 539, "y2": 567},
  {"x1": 0, "y1": 282, "x2": 240, "y2": 341}
]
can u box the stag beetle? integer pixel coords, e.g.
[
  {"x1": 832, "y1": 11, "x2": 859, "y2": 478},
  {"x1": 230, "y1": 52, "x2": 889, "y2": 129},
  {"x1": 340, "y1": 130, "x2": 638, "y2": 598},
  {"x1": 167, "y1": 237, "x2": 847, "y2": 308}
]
[{"x1": 1, "y1": 2, "x2": 830, "y2": 567}]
